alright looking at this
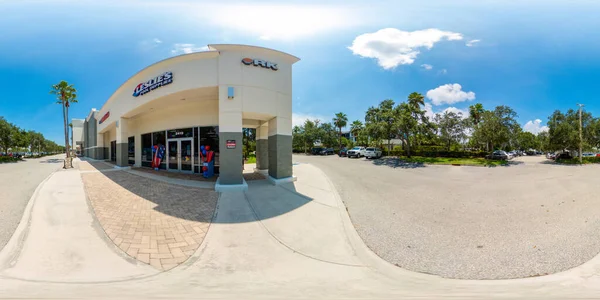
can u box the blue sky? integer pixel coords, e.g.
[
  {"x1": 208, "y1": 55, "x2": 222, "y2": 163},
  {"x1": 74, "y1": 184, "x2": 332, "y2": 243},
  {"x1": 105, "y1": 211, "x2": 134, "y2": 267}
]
[{"x1": 1, "y1": 0, "x2": 600, "y2": 143}]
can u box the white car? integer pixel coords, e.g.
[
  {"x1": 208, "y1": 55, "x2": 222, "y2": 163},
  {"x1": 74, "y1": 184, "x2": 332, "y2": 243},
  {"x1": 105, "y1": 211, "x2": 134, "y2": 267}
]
[
  {"x1": 364, "y1": 147, "x2": 382, "y2": 159},
  {"x1": 347, "y1": 146, "x2": 366, "y2": 158}
]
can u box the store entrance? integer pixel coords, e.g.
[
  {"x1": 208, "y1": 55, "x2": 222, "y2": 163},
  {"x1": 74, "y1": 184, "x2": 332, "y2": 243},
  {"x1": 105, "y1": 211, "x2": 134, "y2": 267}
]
[{"x1": 167, "y1": 138, "x2": 193, "y2": 173}]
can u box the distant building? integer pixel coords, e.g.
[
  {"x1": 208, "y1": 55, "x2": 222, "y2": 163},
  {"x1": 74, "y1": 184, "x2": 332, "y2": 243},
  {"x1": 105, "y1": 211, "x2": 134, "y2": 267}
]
[
  {"x1": 71, "y1": 119, "x2": 85, "y2": 155},
  {"x1": 382, "y1": 138, "x2": 404, "y2": 149},
  {"x1": 341, "y1": 131, "x2": 356, "y2": 143}
]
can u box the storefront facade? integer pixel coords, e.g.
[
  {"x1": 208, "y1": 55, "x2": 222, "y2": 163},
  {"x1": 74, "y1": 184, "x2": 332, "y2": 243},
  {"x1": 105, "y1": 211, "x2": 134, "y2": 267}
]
[{"x1": 79, "y1": 44, "x2": 299, "y2": 190}]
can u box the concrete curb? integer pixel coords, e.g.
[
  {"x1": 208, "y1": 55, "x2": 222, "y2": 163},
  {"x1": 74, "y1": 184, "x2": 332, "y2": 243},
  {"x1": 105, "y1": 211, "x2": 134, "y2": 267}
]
[{"x1": 0, "y1": 170, "x2": 58, "y2": 270}]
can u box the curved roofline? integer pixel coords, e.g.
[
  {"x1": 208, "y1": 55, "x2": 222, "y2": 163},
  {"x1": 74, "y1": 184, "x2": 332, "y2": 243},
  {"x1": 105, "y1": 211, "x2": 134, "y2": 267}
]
[
  {"x1": 98, "y1": 50, "x2": 219, "y2": 114},
  {"x1": 209, "y1": 44, "x2": 300, "y2": 63},
  {"x1": 98, "y1": 44, "x2": 300, "y2": 114}
]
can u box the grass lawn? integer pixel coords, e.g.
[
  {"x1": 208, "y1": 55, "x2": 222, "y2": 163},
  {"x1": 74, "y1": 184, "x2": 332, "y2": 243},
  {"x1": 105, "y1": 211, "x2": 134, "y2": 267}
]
[
  {"x1": 556, "y1": 157, "x2": 600, "y2": 165},
  {"x1": 396, "y1": 156, "x2": 508, "y2": 167},
  {"x1": 245, "y1": 154, "x2": 256, "y2": 164}
]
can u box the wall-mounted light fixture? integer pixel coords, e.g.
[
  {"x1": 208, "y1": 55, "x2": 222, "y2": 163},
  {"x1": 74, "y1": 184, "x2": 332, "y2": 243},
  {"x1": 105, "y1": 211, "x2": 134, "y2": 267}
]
[{"x1": 227, "y1": 87, "x2": 234, "y2": 99}]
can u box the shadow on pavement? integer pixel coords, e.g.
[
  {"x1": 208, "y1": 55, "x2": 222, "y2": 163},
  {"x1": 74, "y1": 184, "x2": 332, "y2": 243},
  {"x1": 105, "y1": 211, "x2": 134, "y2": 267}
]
[
  {"x1": 39, "y1": 158, "x2": 63, "y2": 164},
  {"x1": 488, "y1": 160, "x2": 525, "y2": 168},
  {"x1": 370, "y1": 157, "x2": 527, "y2": 168},
  {"x1": 539, "y1": 160, "x2": 586, "y2": 167},
  {"x1": 370, "y1": 157, "x2": 427, "y2": 169},
  {"x1": 81, "y1": 160, "x2": 312, "y2": 224},
  {"x1": 96, "y1": 170, "x2": 218, "y2": 223}
]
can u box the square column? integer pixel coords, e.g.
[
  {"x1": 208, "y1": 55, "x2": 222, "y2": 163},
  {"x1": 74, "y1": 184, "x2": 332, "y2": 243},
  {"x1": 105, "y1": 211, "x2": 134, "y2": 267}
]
[
  {"x1": 217, "y1": 112, "x2": 244, "y2": 186},
  {"x1": 255, "y1": 122, "x2": 269, "y2": 172},
  {"x1": 134, "y1": 133, "x2": 142, "y2": 167},
  {"x1": 268, "y1": 116, "x2": 294, "y2": 182},
  {"x1": 116, "y1": 118, "x2": 130, "y2": 167},
  {"x1": 95, "y1": 132, "x2": 106, "y2": 160}
]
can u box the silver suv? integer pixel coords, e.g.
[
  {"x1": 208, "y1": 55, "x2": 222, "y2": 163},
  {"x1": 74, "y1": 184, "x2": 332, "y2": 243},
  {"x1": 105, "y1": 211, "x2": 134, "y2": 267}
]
[{"x1": 364, "y1": 147, "x2": 382, "y2": 159}]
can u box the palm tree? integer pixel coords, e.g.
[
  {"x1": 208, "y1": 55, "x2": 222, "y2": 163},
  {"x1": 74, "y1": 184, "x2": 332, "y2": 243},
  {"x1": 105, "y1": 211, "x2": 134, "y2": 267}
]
[
  {"x1": 469, "y1": 103, "x2": 485, "y2": 126},
  {"x1": 407, "y1": 92, "x2": 425, "y2": 110},
  {"x1": 407, "y1": 92, "x2": 426, "y2": 149},
  {"x1": 350, "y1": 120, "x2": 363, "y2": 142},
  {"x1": 332, "y1": 112, "x2": 348, "y2": 150},
  {"x1": 50, "y1": 81, "x2": 77, "y2": 168}
]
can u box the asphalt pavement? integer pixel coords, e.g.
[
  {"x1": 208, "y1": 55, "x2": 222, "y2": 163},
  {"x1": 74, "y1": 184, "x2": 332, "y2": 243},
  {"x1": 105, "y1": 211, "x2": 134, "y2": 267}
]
[
  {"x1": 294, "y1": 154, "x2": 600, "y2": 279},
  {"x1": 0, "y1": 155, "x2": 64, "y2": 251}
]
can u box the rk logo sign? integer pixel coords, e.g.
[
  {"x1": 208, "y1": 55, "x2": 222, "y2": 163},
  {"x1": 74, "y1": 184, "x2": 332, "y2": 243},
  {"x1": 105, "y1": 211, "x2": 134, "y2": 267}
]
[{"x1": 241, "y1": 58, "x2": 278, "y2": 71}]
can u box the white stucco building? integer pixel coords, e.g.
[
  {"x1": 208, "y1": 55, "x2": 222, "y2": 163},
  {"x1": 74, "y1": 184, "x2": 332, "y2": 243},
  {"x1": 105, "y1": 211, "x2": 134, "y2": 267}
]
[{"x1": 78, "y1": 44, "x2": 299, "y2": 190}]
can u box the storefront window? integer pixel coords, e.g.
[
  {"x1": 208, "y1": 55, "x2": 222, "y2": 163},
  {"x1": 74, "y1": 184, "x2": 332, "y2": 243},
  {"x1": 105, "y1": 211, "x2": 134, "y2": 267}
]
[
  {"x1": 193, "y1": 127, "x2": 199, "y2": 173},
  {"x1": 199, "y1": 126, "x2": 220, "y2": 174},
  {"x1": 110, "y1": 141, "x2": 116, "y2": 162},
  {"x1": 152, "y1": 131, "x2": 166, "y2": 169},
  {"x1": 128, "y1": 136, "x2": 135, "y2": 165},
  {"x1": 167, "y1": 127, "x2": 193, "y2": 139},
  {"x1": 141, "y1": 133, "x2": 152, "y2": 167}
]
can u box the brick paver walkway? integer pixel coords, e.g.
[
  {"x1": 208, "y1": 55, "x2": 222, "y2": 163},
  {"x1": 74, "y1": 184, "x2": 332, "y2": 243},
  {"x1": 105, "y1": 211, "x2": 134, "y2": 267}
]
[{"x1": 79, "y1": 161, "x2": 218, "y2": 271}]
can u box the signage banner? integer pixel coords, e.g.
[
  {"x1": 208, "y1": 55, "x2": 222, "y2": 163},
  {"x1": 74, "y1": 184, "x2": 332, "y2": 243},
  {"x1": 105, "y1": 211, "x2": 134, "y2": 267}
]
[
  {"x1": 133, "y1": 71, "x2": 173, "y2": 97},
  {"x1": 226, "y1": 140, "x2": 236, "y2": 149},
  {"x1": 99, "y1": 111, "x2": 110, "y2": 124},
  {"x1": 241, "y1": 58, "x2": 278, "y2": 71}
]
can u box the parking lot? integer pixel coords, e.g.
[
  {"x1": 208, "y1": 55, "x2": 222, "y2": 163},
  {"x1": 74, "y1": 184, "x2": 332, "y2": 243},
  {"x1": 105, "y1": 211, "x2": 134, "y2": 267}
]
[{"x1": 294, "y1": 153, "x2": 600, "y2": 279}]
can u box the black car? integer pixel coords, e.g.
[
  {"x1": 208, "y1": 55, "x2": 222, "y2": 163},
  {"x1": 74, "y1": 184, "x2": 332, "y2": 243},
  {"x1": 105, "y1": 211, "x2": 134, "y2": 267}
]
[
  {"x1": 311, "y1": 147, "x2": 324, "y2": 155},
  {"x1": 339, "y1": 148, "x2": 348, "y2": 157},
  {"x1": 555, "y1": 152, "x2": 572, "y2": 160},
  {"x1": 321, "y1": 148, "x2": 334, "y2": 155}
]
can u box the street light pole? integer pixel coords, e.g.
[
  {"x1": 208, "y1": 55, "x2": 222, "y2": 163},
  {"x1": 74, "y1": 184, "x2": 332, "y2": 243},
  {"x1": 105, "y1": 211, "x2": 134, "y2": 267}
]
[{"x1": 577, "y1": 103, "x2": 584, "y2": 164}]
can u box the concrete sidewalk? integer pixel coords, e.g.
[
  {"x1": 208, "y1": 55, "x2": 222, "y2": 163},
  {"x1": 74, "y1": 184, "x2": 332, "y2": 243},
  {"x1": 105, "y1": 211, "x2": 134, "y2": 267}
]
[
  {"x1": 2, "y1": 162, "x2": 600, "y2": 298},
  {"x1": 0, "y1": 166, "x2": 158, "y2": 283}
]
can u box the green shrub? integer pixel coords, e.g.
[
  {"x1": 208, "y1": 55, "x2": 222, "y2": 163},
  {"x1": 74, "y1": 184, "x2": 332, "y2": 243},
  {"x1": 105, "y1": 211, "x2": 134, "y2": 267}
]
[
  {"x1": 0, "y1": 156, "x2": 21, "y2": 163},
  {"x1": 381, "y1": 149, "x2": 488, "y2": 158}
]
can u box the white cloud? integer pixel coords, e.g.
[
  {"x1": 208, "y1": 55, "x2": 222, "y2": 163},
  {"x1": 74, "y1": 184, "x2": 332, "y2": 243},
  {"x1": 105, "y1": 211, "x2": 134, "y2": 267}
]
[
  {"x1": 138, "y1": 38, "x2": 163, "y2": 51},
  {"x1": 426, "y1": 83, "x2": 476, "y2": 106},
  {"x1": 348, "y1": 28, "x2": 463, "y2": 69},
  {"x1": 442, "y1": 107, "x2": 469, "y2": 119},
  {"x1": 292, "y1": 113, "x2": 331, "y2": 127},
  {"x1": 523, "y1": 119, "x2": 549, "y2": 134},
  {"x1": 421, "y1": 64, "x2": 433, "y2": 70},
  {"x1": 200, "y1": 4, "x2": 361, "y2": 41},
  {"x1": 424, "y1": 103, "x2": 469, "y2": 120},
  {"x1": 438, "y1": 68, "x2": 448, "y2": 75},
  {"x1": 424, "y1": 102, "x2": 435, "y2": 120},
  {"x1": 466, "y1": 39, "x2": 481, "y2": 47},
  {"x1": 171, "y1": 43, "x2": 210, "y2": 55}
]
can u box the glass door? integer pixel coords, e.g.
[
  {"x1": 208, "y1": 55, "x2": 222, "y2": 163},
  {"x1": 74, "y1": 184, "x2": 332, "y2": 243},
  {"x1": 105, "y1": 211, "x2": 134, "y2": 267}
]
[
  {"x1": 179, "y1": 139, "x2": 193, "y2": 173},
  {"x1": 167, "y1": 140, "x2": 178, "y2": 171},
  {"x1": 166, "y1": 138, "x2": 193, "y2": 173}
]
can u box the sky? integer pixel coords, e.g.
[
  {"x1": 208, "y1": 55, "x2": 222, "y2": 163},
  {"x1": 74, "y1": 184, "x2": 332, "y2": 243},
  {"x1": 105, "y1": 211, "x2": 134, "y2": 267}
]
[{"x1": 1, "y1": 0, "x2": 600, "y2": 143}]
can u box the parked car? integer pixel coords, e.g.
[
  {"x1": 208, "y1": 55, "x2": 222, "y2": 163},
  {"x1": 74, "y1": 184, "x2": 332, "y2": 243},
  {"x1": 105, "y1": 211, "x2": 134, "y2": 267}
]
[
  {"x1": 507, "y1": 151, "x2": 517, "y2": 159},
  {"x1": 311, "y1": 147, "x2": 324, "y2": 155},
  {"x1": 582, "y1": 152, "x2": 596, "y2": 157},
  {"x1": 320, "y1": 148, "x2": 334, "y2": 155},
  {"x1": 347, "y1": 146, "x2": 366, "y2": 158},
  {"x1": 555, "y1": 152, "x2": 572, "y2": 160},
  {"x1": 487, "y1": 150, "x2": 509, "y2": 160},
  {"x1": 338, "y1": 147, "x2": 348, "y2": 157},
  {"x1": 364, "y1": 147, "x2": 382, "y2": 159}
]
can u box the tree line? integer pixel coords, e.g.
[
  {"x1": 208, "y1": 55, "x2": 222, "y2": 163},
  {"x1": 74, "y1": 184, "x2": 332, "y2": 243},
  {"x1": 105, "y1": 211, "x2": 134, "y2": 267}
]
[
  {"x1": 0, "y1": 116, "x2": 64, "y2": 154},
  {"x1": 293, "y1": 92, "x2": 600, "y2": 156}
]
